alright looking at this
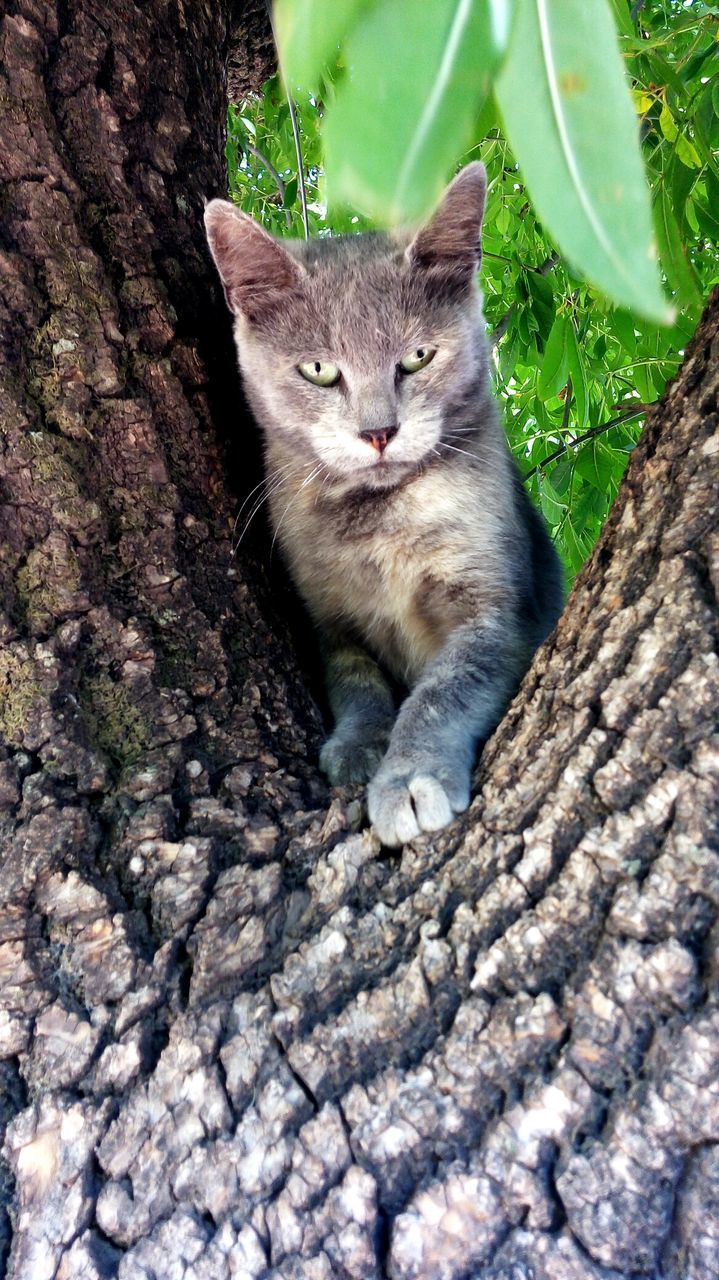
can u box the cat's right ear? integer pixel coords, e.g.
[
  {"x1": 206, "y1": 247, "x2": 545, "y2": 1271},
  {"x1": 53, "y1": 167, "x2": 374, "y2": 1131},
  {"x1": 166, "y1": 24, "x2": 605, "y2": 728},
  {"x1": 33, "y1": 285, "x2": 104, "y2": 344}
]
[
  {"x1": 406, "y1": 162, "x2": 487, "y2": 283},
  {"x1": 204, "y1": 199, "x2": 306, "y2": 322}
]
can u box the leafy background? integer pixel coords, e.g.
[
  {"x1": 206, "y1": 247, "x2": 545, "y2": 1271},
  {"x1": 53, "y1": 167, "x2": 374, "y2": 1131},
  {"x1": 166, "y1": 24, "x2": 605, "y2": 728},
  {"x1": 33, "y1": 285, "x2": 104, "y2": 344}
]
[{"x1": 226, "y1": 0, "x2": 719, "y2": 577}]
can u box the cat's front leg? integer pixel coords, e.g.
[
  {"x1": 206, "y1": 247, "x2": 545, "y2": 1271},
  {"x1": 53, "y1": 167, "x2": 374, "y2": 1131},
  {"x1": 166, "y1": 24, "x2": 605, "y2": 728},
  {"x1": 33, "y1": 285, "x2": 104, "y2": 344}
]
[
  {"x1": 368, "y1": 617, "x2": 525, "y2": 846},
  {"x1": 319, "y1": 639, "x2": 396, "y2": 785}
]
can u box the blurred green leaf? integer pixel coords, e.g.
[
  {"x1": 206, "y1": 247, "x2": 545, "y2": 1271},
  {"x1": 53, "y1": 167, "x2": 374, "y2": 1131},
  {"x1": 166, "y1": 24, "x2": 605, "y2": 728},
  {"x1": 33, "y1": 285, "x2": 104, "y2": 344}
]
[
  {"x1": 496, "y1": 0, "x2": 671, "y2": 321},
  {"x1": 275, "y1": 0, "x2": 368, "y2": 90},
  {"x1": 323, "y1": 0, "x2": 514, "y2": 222}
]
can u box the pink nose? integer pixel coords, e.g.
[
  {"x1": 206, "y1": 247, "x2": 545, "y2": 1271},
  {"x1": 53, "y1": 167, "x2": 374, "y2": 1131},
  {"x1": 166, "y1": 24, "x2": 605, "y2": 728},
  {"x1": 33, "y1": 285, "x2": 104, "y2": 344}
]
[{"x1": 360, "y1": 425, "x2": 398, "y2": 456}]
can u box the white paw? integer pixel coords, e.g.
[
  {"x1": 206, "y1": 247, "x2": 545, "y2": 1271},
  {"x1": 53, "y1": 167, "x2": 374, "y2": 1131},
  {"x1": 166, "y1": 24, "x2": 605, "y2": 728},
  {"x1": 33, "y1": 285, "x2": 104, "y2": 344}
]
[
  {"x1": 320, "y1": 733, "x2": 387, "y2": 785},
  {"x1": 367, "y1": 767, "x2": 470, "y2": 847}
]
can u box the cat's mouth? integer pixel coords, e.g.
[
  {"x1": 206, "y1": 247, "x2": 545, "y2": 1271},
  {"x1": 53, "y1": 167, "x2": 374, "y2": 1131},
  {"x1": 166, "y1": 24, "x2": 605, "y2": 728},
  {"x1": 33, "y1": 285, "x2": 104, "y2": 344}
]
[{"x1": 359, "y1": 454, "x2": 422, "y2": 489}]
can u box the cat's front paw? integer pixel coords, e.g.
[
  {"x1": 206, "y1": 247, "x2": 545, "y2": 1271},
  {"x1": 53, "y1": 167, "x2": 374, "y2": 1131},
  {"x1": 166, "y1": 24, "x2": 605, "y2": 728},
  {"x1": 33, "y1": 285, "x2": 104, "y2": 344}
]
[
  {"x1": 367, "y1": 761, "x2": 470, "y2": 847},
  {"x1": 320, "y1": 732, "x2": 387, "y2": 785}
]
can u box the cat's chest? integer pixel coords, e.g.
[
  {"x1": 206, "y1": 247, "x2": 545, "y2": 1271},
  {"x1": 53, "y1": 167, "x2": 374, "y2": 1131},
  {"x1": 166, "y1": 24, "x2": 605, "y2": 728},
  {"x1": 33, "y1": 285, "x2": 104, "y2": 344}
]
[{"x1": 271, "y1": 473, "x2": 490, "y2": 684}]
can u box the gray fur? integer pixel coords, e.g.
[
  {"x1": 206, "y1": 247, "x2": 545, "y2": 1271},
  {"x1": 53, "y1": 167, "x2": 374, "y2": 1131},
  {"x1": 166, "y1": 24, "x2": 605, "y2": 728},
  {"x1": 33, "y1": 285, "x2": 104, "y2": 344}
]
[{"x1": 204, "y1": 164, "x2": 564, "y2": 846}]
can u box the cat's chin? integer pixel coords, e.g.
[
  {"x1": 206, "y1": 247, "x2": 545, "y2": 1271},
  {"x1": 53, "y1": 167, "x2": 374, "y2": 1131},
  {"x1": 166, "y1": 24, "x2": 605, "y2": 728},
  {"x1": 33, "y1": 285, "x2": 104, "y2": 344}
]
[{"x1": 328, "y1": 458, "x2": 420, "y2": 496}]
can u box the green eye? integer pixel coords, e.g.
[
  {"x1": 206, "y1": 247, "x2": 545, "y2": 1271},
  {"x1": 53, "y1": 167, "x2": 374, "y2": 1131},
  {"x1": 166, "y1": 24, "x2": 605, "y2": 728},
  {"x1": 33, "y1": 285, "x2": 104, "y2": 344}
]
[
  {"x1": 298, "y1": 359, "x2": 341, "y2": 387},
  {"x1": 399, "y1": 345, "x2": 436, "y2": 374}
]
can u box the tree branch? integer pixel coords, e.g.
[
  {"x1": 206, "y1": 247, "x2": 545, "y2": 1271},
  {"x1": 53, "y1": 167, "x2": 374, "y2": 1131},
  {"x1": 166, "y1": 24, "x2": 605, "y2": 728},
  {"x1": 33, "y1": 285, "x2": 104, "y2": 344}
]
[
  {"x1": 525, "y1": 403, "x2": 653, "y2": 478},
  {"x1": 245, "y1": 142, "x2": 292, "y2": 228}
]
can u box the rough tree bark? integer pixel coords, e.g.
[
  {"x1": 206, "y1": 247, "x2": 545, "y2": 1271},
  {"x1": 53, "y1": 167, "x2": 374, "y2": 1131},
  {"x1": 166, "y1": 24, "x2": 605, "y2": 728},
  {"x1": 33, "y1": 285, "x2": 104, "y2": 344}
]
[{"x1": 0, "y1": 2, "x2": 717, "y2": 1279}]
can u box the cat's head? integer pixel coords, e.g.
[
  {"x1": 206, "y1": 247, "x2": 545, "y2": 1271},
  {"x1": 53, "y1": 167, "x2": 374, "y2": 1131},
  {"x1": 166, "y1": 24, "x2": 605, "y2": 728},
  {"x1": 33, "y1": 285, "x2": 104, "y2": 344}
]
[{"x1": 204, "y1": 162, "x2": 488, "y2": 493}]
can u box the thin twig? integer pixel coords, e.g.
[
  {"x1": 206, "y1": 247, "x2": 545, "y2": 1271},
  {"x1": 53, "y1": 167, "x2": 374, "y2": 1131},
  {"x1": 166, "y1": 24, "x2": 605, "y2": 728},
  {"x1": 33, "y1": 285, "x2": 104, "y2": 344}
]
[
  {"x1": 245, "y1": 142, "x2": 292, "y2": 228},
  {"x1": 286, "y1": 93, "x2": 309, "y2": 239},
  {"x1": 525, "y1": 404, "x2": 653, "y2": 479},
  {"x1": 264, "y1": 0, "x2": 310, "y2": 240}
]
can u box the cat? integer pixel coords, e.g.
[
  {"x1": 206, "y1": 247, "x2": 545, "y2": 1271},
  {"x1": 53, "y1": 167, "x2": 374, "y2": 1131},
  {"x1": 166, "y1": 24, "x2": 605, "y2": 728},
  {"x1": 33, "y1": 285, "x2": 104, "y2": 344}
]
[{"x1": 204, "y1": 162, "x2": 564, "y2": 846}]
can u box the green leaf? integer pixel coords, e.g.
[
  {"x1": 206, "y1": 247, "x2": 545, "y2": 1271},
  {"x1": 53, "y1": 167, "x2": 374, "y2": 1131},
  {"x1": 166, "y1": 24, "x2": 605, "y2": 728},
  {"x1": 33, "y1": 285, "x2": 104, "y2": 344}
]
[
  {"x1": 610, "y1": 309, "x2": 636, "y2": 352},
  {"x1": 538, "y1": 314, "x2": 570, "y2": 400},
  {"x1": 274, "y1": 0, "x2": 369, "y2": 91},
  {"x1": 653, "y1": 185, "x2": 703, "y2": 316},
  {"x1": 659, "y1": 101, "x2": 677, "y2": 144},
  {"x1": 323, "y1": 0, "x2": 514, "y2": 223},
  {"x1": 538, "y1": 473, "x2": 566, "y2": 525},
  {"x1": 561, "y1": 514, "x2": 590, "y2": 576},
  {"x1": 695, "y1": 193, "x2": 719, "y2": 241},
  {"x1": 283, "y1": 176, "x2": 298, "y2": 207},
  {"x1": 550, "y1": 455, "x2": 574, "y2": 495},
  {"x1": 575, "y1": 439, "x2": 620, "y2": 491},
  {"x1": 526, "y1": 270, "x2": 556, "y2": 340},
  {"x1": 495, "y1": 0, "x2": 671, "y2": 322}
]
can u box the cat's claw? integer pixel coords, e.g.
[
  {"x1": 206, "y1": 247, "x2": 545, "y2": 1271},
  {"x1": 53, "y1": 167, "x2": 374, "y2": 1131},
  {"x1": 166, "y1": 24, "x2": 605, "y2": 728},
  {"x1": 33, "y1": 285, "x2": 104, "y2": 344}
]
[
  {"x1": 320, "y1": 733, "x2": 387, "y2": 785},
  {"x1": 367, "y1": 767, "x2": 470, "y2": 847}
]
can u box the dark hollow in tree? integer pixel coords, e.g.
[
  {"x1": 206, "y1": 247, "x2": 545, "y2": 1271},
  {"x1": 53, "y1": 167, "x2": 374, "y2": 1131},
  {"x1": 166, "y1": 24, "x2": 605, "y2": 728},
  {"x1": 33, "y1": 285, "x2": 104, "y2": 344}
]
[{"x1": 0, "y1": 2, "x2": 717, "y2": 1277}]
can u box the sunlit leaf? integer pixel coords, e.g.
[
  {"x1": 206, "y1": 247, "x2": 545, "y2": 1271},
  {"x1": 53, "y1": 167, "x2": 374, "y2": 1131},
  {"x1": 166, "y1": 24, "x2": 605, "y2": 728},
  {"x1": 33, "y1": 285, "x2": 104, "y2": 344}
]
[
  {"x1": 496, "y1": 0, "x2": 671, "y2": 321},
  {"x1": 323, "y1": 0, "x2": 514, "y2": 222}
]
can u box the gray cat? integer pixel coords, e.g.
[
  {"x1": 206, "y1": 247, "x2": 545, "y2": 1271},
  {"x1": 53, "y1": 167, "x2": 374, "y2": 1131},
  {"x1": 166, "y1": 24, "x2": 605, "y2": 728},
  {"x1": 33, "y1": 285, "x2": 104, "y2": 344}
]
[{"x1": 204, "y1": 162, "x2": 563, "y2": 846}]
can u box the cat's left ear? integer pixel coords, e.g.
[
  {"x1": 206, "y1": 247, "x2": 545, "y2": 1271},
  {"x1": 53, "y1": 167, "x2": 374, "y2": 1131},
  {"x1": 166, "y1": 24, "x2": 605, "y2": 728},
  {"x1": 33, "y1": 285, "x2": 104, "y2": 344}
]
[
  {"x1": 204, "y1": 198, "x2": 306, "y2": 322},
  {"x1": 406, "y1": 162, "x2": 486, "y2": 281}
]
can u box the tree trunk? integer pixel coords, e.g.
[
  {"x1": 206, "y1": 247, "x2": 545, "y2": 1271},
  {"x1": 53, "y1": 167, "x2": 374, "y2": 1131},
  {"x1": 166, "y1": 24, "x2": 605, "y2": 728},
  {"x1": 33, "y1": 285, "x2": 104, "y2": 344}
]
[{"x1": 0, "y1": 3, "x2": 717, "y2": 1278}]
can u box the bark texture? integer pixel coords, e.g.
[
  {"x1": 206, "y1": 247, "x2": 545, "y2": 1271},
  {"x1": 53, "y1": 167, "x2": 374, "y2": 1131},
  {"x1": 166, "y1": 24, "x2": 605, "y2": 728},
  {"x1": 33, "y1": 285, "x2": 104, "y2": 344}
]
[
  {"x1": 1, "y1": 2, "x2": 718, "y2": 1278},
  {"x1": 227, "y1": 0, "x2": 275, "y2": 103}
]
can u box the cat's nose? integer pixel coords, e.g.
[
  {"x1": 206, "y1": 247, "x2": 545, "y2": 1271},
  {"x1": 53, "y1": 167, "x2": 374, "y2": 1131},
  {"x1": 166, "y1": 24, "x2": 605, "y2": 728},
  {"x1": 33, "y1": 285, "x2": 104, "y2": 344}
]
[{"x1": 360, "y1": 424, "x2": 399, "y2": 455}]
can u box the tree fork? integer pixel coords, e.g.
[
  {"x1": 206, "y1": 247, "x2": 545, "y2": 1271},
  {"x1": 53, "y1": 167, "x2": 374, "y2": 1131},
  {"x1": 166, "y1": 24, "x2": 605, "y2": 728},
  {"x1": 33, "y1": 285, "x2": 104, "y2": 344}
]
[{"x1": 0, "y1": 1, "x2": 717, "y2": 1278}]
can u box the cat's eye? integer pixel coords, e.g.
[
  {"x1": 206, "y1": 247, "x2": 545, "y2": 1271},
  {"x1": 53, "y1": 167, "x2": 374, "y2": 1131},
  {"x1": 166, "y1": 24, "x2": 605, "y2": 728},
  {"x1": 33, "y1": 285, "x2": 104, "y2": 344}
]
[
  {"x1": 399, "y1": 346, "x2": 436, "y2": 374},
  {"x1": 298, "y1": 359, "x2": 341, "y2": 387}
]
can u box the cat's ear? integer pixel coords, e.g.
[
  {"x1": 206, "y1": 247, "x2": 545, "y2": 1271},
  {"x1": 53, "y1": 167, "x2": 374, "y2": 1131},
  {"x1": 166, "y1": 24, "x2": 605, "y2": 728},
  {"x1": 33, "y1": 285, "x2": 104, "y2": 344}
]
[
  {"x1": 204, "y1": 199, "x2": 306, "y2": 321},
  {"x1": 406, "y1": 162, "x2": 486, "y2": 280}
]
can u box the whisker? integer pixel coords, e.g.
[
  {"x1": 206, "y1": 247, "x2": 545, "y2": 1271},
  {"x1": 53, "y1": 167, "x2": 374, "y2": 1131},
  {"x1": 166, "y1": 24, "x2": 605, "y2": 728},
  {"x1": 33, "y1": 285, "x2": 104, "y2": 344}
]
[
  {"x1": 232, "y1": 461, "x2": 296, "y2": 538},
  {"x1": 233, "y1": 463, "x2": 305, "y2": 554},
  {"x1": 270, "y1": 462, "x2": 326, "y2": 561},
  {"x1": 439, "y1": 441, "x2": 479, "y2": 462},
  {"x1": 313, "y1": 464, "x2": 332, "y2": 507}
]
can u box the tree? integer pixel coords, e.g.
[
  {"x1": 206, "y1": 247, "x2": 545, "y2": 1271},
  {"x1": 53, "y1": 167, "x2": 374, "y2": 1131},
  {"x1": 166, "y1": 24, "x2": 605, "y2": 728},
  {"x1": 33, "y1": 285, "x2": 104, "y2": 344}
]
[{"x1": 0, "y1": 3, "x2": 717, "y2": 1280}]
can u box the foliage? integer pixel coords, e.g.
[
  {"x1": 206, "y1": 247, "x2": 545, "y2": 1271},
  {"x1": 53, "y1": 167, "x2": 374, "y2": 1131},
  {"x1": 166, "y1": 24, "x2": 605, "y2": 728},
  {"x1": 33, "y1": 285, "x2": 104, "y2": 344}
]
[
  {"x1": 277, "y1": 0, "x2": 670, "y2": 322},
  {"x1": 227, "y1": 1, "x2": 719, "y2": 576}
]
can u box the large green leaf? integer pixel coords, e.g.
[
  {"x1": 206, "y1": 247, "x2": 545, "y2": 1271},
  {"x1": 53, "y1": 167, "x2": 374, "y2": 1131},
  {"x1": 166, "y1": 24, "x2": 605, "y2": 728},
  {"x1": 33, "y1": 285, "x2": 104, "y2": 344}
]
[
  {"x1": 322, "y1": 0, "x2": 514, "y2": 223},
  {"x1": 495, "y1": 0, "x2": 671, "y2": 322},
  {"x1": 274, "y1": 0, "x2": 369, "y2": 91}
]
